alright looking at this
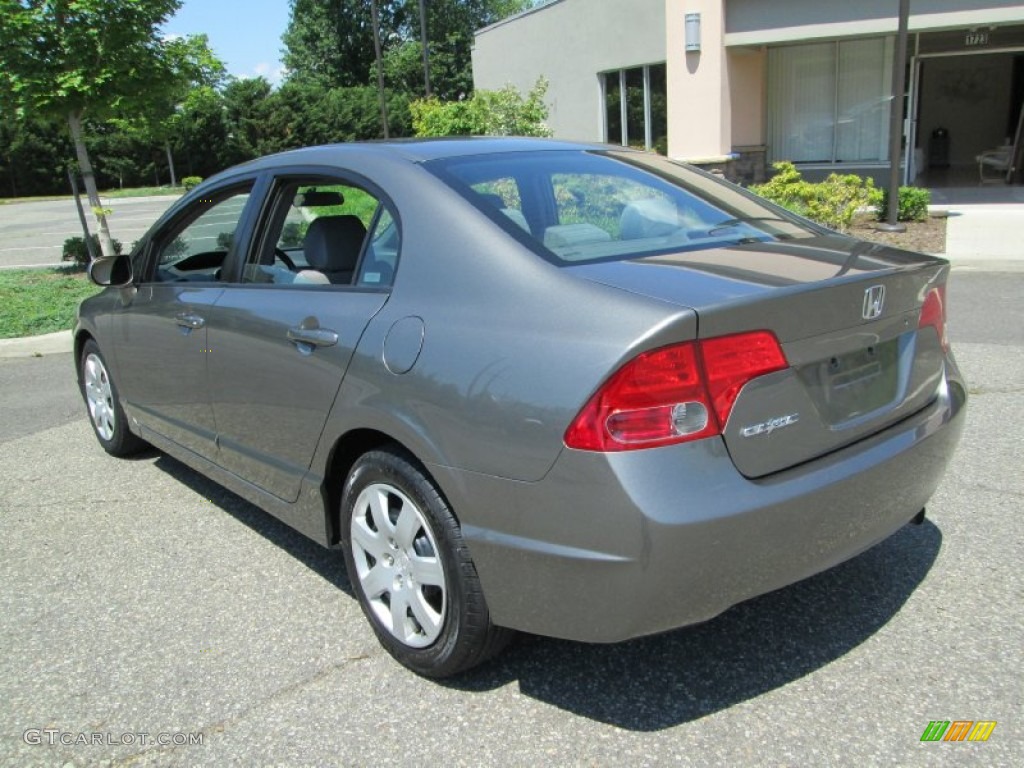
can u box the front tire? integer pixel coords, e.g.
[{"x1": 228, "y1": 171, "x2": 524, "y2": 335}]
[
  {"x1": 340, "y1": 448, "x2": 511, "y2": 677},
  {"x1": 79, "y1": 339, "x2": 146, "y2": 457}
]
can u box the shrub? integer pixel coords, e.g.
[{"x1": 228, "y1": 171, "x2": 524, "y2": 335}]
[
  {"x1": 182, "y1": 176, "x2": 203, "y2": 191},
  {"x1": 877, "y1": 186, "x2": 930, "y2": 222},
  {"x1": 750, "y1": 162, "x2": 880, "y2": 233},
  {"x1": 748, "y1": 161, "x2": 814, "y2": 219},
  {"x1": 411, "y1": 78, "x2": 552, "y2": 138},
  {"x1": 62, "y1": 235, "x2": 123, "y2": 267}
]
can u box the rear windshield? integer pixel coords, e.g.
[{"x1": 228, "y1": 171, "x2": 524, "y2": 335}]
[{"x1": 426, "y1": 150, "x2": 821, "y2": 265}]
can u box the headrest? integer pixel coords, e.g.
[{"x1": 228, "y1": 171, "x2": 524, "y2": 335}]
[{"x1": 304, "y1": 215, "x2": 367, "y2": 272}]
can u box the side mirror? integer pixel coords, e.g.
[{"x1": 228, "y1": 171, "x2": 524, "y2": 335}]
[{"x1": 88, "y1": 254, "x2": 134, "y2": 288}]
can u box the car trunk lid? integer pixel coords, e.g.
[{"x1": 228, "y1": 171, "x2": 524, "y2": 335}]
[{"x1": 567, "y1": 236, "x2": 950, "y2": 477}]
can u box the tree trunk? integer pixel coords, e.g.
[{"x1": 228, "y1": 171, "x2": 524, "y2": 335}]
[
  {"x1": 67, "y1": 110, "x2": 115, "y2": 258},
  {"x1": 165, "y1": 140, "x2": 177, "y2": 188}
]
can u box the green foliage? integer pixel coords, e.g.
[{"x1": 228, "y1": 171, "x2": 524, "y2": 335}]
[
  {"x1": 0, "y1": 0, "x2": 539, "y2": 198},
  {"x1": 62, "y1": 234, "x2": 123, "y2": 267},
  {"x1": 0, "y1": 268, "x2": 102, "y2": 339},
  {"x1": 0, "y1": 0, "x2": 183, "y2": 122},
  {"x1": 283, "y1": 1, "x2": 531, "y2": 98},
  {"x1": 877, "y1": 186, "x2": 931, "y2": 222},
  {"x1": 750, "y1": 162, "x2": 880, "y2": 233},
  {"x1": 411, "y1": 78, "x2": 552, "y2": 137},
  {"x1": 182, "y1": 176, "x2": 203, "y2": 191}
]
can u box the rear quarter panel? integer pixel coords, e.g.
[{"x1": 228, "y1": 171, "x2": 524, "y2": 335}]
[{"x1": 310, "y1": 160, "x2": 696, "y2": 482}]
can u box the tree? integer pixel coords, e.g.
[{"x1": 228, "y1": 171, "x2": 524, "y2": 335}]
[
  {"x1": 283, "y1": 1, "x2": 532, "y2": 96},
  {"x1": 0, "y1": 0, "x2": 182, "y2": 257},
  {"x1": 148, "y1": 34, "x2": 227, "y2": 186},
  {"x1": 282, "y1": 0, "x2": 407, "y2": 89}
]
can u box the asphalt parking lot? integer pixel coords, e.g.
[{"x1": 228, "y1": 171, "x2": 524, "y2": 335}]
[
  {"x1": 0, "y1": 196, "x2": 178, "y2": 269},
  {"x1": 0, "y1": 269, "x2": 1021, "y2": 767}
]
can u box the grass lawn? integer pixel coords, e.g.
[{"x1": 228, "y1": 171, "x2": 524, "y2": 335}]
[
  {"x1": 101, "y1": 185, "x2": 185, "y2": 199},
  {"x1": 0, "y1": 267, "x2": 100, "y2": 339}
]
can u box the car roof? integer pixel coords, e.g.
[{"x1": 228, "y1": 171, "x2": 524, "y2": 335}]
[{"x1": 214, "y1": 137, "x2": 612, "y2": 178}]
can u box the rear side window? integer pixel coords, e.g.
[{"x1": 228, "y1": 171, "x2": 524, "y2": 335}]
[
  {"x1": 427, "y1": 150, "x2": 817, "y2": 265},
  {"x1": 245, "y1": 179, "x2": 398, "y2": 288}
]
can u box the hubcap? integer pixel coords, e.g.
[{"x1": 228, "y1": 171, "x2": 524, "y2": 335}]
[
  {"x1": 83, "y1": 353, "x2": 115, "y2": 441},
  {"x1": 350, "y1": 483, "x2": 447, "y2": 648}
]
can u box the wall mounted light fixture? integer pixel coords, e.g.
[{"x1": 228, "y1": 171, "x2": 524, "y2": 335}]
[{"x1": 685, "y1": 12, "x2": 701, "y2": 52}]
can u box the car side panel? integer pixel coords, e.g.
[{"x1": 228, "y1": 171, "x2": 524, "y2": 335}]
[
  {"x1": 204, "y1": 286, "x2": 387, "y2": 502},
  {"x1": 107, "y1": 284, "x2": 223, "y2": 458}
]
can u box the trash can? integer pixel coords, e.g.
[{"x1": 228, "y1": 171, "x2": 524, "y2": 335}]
[{"x1": 929, "y1": 127, "x2": 950, "y2": 169}]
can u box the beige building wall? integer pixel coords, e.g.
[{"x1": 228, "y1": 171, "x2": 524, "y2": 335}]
[
  {"x1": 728, "y1": 47, "x2": 765, "y2": 147},
  {"x1": 665, "y1": 0, "x2": 732, "y2": 161},
  {"x1": 472, "y1": 0, "x2": 665, "y2": 142}
]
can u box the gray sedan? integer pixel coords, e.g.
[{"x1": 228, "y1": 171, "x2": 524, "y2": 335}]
[{"x1": 76, "y1": 138, "x2": 966, "y2": 677}]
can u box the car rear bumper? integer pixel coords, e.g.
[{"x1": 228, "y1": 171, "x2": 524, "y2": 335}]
[{"x1": 432, "y1": 363, "x2": 967, "y2": 643}]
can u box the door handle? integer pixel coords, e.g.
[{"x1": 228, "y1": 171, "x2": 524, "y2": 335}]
[
  {"x1": 287, "y1": 327, "x2": 339, "y2": 348},
  {"x1": 175, "y1": 313, "x2": 205, "y2": 330}
]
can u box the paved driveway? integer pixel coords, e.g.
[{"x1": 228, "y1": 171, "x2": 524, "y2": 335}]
[{"x1": 0, "y1": 271, "x2": 1020, "y2": 766}]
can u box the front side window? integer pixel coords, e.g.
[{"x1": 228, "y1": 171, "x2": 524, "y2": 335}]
[
  {"x1": 244, "y1": 179, "x2": 398, "y2": 288},
  {"x1": 428, "y1": 150, "x2": 816, "y2": 266},
  {"x1": 151, "y1": 186, "x2": 253, "y2": 282}
]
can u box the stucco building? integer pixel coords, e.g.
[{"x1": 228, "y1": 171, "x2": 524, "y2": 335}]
[{"x1": 472, "y1": 0, "x2": 1024, "y2": 184}]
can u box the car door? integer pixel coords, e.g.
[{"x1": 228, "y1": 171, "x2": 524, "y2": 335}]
[
  {"x1": 204, "y1": 173, "x2": 396, "y2": 502},
  {"x1": 108, "y1": 182, "x2": 258, "y2": 458}
]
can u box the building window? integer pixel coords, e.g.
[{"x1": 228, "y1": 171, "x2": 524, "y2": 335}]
[
  {"x1": 768, "y1": 38, "x2": 894, "y2": 164},
  {"x1": 601, "y1": 64, "x2": 667, "y2": 153}
]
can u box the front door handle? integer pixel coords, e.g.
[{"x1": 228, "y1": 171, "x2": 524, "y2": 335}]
[
  {"x1": 175, "y1": 312, "x2": 205, "y2": 330},
  {"x1": 287, "y1": 327, "x2": 339, "y2": 349}
]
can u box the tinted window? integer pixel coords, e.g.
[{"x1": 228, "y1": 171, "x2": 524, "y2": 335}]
[{"x1": 427, "y1": 151, "x2": 817, "y2": 265}]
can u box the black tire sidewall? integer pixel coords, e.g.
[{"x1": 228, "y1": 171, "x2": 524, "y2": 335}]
[
  {"x1": 79, "y1": 339, "x2": 140, "y2": 456},
  {"x1": 340, "y1": 449, "x2": 478, "y2": 677}
]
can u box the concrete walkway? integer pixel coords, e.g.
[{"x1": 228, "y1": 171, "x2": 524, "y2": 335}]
[{"x1": 927, "y1": 183, "x2": 1024, "y2": 264}]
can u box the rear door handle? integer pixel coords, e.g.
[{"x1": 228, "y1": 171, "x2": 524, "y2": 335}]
[
  {"x1": 287, "y1": 327, "x2": 339, "y2": 349},
  {"x1": 175, "y1": 313, "x2": 205, "y2": 330}
]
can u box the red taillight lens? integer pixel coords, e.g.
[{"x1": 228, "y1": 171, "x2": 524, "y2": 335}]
[
  {"x1": 919, "y1": 285, "x2": 949, "y2": 351},
  {"x1": 700, "y1": 331, "x2": 789, "y2": 427},
  {"x1": 564, "y1": 331, "x2": 788, "y2": 452}
]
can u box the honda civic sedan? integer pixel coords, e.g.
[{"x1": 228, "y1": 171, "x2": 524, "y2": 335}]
[{"x1": 76, "y1": 138, "x2": 966, "y2": 677}]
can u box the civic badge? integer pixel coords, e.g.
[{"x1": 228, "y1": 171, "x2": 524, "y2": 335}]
[{"x1": 862, "y1": 285, "x2": 885, "y2": 320}]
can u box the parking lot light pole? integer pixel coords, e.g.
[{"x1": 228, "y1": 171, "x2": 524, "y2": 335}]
[
  {"x1": 419, "y1": 0, "x2": 431, "y2": 98},
  {"x1": 370, "y1": 0, "x2": 390, "y2": 138},
  {"x1": 878, "y1": 0, "x2": 911, "y2": 232}
]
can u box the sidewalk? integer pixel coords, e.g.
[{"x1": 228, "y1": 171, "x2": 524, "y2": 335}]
[{"x1": 0, "y1": 330, "x2": 73, "y2": 359}]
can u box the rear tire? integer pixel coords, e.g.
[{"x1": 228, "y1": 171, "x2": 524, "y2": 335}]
[
  {"x1": 340, "y1": 447, "x2": 512, "y2": 677},
  {"x1": 79, "y1": 339, "x2": 146, "y2": 457}
]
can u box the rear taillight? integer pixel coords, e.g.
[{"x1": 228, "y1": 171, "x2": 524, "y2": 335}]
[
  {"x1": 918, "y1": 285, "x2": 949, "y2": 351},
  {"x1": 564, "y1": 331, "x2": 788, "y2": 452},
  {"x1": 701, "y1": 331, "x2": 789, "y2": 428}
]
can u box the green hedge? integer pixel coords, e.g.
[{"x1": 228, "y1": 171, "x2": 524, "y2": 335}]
[
  {"x1": 749, "y1": 162, "x2": 882, "y2": 233},
  {"x1": 877, "y1": 186, "x2": 931, "y2": 222}
]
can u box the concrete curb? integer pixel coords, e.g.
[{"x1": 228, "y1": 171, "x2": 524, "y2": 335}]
[{"x1": 0, "y1": 330, "x2": 74, "y2": 359}]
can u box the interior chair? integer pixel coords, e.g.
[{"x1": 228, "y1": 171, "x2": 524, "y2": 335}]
[
  {"x1": 976, "y1": 145, "x2": 1015, "y2": 184},
  {"x1": 297, "y1": 215, "x2": 367, "y2": 285}
]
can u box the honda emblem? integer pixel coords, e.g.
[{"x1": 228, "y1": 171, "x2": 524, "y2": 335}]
[{"x1": 862, "y1": 285, "x2": 885, "y2": 320}]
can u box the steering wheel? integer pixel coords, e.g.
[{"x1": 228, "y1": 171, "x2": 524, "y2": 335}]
[{"x1": 275, "y1": 248, "x2": 297, "y2": 271}]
